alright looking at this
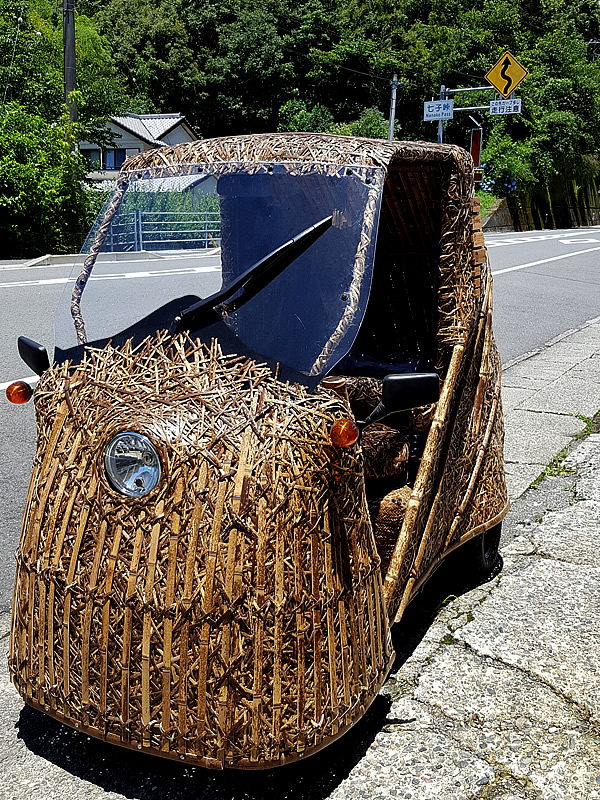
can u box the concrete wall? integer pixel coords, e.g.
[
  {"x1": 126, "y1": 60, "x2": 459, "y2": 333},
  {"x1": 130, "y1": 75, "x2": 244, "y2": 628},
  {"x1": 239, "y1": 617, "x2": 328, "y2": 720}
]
[{"x1": 482, "y1": 199, "x2": 515, "y2": 232}]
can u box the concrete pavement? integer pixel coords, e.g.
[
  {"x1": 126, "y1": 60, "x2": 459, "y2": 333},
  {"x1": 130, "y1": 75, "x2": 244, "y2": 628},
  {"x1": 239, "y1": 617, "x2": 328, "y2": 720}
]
[
  {"x1": 502, "y1": 313, "x2": 600, "y2": 499},
  {"x1": 2, "y1": 318, "x2": 600, "y2": 799}
]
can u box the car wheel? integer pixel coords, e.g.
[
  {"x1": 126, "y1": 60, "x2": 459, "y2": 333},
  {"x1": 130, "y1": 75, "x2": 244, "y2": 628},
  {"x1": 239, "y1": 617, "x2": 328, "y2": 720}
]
[{"x1": 458, "y1": 523, "x2": 502, "y2": 578}]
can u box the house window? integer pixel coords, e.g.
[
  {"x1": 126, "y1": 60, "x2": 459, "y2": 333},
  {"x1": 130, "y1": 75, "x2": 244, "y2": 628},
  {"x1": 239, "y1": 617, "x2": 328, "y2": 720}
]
[
  {"x1": 81, "y1": 148, "x2": 101, "y2": 168},
  {"x1": 104, "y1": 149, "x2": 127, "y2": 170}
]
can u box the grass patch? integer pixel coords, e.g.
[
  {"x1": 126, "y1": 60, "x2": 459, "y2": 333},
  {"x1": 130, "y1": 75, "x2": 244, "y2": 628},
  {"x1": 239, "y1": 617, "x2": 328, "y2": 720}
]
[
  {"x1": 441, "y1": 633, "x2": 456, "y2": 645},
  {"x1": 530, "y1": 446, "x2": 574, "y2": 488},
  {"x1": 529, "y1": 413, "x2": 596, "y2": 489},
  {"x1": 476, "y1": 190, "x2": 499, "y2": 217},
  {"x1": 574, "y1": 414, "x2": 595, "y2": 439},
  {"x1": 441, "y1": 594, "x2": 458, "y2": 606}
]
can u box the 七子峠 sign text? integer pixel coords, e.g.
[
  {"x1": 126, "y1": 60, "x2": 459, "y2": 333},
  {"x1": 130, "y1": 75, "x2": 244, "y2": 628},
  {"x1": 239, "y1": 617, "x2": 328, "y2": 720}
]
[{"x1": 423, "y1": 99, "x2": 454, "y2": 121}]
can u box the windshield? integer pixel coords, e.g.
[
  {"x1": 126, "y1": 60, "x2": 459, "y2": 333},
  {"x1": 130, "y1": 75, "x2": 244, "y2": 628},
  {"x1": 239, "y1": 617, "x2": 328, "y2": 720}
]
[{"x1": 55, "y1": 161, "x2": 384, "y2": 387}]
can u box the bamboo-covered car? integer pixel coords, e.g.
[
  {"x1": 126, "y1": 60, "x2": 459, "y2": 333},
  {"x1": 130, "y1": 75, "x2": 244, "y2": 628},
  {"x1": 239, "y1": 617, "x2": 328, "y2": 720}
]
[{"x1": 8, "y1": 133, "x2": 508, "y2": 770}]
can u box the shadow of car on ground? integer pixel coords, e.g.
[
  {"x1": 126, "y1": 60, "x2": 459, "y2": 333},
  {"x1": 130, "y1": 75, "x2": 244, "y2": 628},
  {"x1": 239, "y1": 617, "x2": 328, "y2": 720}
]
[{"x1": 16, "y1": 550, "x2": 503, "y2": 800}]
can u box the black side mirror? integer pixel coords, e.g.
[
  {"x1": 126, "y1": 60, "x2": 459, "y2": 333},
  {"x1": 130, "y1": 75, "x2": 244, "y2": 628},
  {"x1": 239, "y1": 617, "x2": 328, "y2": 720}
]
[
  {"x1": 18, "y1": 336, "x2": 50, "y2": 376},
  {"x1": 382, "y1": 372, "x2": 439, "y2": 413},
  {"x1": 361, "y1": 372, "x2": 440, "y2": 427}
]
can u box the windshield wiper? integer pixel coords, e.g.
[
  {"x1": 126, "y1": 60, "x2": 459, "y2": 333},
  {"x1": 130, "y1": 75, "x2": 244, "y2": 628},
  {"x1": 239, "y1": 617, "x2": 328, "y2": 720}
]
[{"x1": 175, "y1": 215, "x2": 333, "y2": 332}]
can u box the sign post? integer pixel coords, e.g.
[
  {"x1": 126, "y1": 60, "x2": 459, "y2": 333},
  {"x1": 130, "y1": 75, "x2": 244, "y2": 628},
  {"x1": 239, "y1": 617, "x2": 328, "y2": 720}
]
[{"x1": 423, "y1": 54, "x2": 528, "y2": 143}]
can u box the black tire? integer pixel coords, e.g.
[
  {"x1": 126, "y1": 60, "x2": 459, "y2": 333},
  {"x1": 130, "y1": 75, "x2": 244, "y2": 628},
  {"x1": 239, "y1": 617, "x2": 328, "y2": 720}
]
[{"x1": 456, "y1": 523, "x2": 502, "y2": 578}]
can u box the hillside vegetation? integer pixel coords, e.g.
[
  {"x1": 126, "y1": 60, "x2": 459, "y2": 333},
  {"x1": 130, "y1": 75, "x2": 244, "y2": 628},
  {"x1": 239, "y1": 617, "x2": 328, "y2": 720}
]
[{"x1": 2, "y1": 0, "x2": 600, "y2": 255}]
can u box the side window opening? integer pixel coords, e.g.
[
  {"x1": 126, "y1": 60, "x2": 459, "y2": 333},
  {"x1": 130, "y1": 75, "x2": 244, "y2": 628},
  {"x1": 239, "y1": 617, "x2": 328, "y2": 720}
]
[
  {"x1": 350, "y1": 163, "x2": 441, "y2": 372},
  {"x1": 341, "y1": 163, "x2": 443, "y2": 566}
]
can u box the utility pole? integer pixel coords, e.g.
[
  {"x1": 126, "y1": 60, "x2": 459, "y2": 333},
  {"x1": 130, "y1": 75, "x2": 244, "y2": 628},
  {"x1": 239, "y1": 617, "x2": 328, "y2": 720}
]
[
  {"x1": 437, "y1": 85, "x2": 445, "y2": 144},
  {"x1": 388, "y1": 73, "x2": 398, "y2": 141},
  {"x1": 434, "y1": 85, "x2": 491, "y2": 144},
  {"x1": 63, "y1": 0, "x2": 76, "y2": 122}
]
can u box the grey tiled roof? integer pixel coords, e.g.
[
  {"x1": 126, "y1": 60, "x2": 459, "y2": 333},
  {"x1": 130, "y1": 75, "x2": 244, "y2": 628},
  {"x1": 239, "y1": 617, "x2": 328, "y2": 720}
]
[{"x1": 110, "y1": 113, "x2": 185, "y2": 145}]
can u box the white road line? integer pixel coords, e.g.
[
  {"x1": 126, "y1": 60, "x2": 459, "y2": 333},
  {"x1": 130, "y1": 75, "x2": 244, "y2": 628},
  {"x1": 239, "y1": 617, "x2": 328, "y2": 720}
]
[
  {"x1": 1, "y1": 375, "x2": 39, "y2": 392},
  {"x1": 0, "y1": 264, "x2": 221, "y2": 289},
  {"x1": 0, "y1": 277, "x2": 73, "y2": 288},
  {"x1": 559, "y1": 238, "x2": 600, "y2": 244},
  {"x1": 486, "y1": 228, "x2": 600, "y2": 247},
  {"x1": 491, "y1": 245, "x2": 600, "y2": 276}
]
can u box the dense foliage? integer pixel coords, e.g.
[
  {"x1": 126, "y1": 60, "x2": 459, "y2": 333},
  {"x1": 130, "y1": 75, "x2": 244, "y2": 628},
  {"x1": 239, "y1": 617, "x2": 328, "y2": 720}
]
[{"x1": 2, "y1": 0, "x2": 600, "y2": 254}]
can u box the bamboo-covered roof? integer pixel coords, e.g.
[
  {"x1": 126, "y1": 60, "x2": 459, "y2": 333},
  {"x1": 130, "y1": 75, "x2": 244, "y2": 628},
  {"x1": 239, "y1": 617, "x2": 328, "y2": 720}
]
[{"x1": 121, "y1": 132, "x2": 472, "y2": 174}]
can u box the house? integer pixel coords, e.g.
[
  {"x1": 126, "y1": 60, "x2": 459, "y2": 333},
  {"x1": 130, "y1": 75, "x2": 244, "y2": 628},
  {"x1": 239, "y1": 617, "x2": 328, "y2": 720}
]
[{"x1": 79, "y1": 113, "x2": 198, "y2": 177}]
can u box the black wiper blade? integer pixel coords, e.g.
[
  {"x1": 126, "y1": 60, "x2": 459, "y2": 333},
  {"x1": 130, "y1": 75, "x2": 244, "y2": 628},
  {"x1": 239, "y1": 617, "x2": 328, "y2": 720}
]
[{"x1": 175, "y1": 215, "x2": 333, "y2": 332}]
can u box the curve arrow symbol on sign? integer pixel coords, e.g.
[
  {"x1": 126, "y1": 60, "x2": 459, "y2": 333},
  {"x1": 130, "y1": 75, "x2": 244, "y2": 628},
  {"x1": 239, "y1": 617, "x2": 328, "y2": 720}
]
[
  {"x1": 500, "y1": 57, "x2": 513, "y2": 95},
  {"x1": 486, "y1": 51, "x2": 528, "y2": 98}
]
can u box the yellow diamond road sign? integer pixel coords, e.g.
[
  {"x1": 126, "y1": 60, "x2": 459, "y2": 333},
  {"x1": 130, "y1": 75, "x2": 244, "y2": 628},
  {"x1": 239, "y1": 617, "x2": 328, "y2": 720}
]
[{"x1": 485, "y1": 51, "x2": 528, "y2": 99}]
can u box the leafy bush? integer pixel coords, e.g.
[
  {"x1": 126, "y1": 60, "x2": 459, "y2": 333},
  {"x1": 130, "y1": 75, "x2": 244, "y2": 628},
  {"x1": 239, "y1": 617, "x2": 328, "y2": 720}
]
[
  {"x1": 0, "y1": 103, "x2": 89, "y2": 257},
  {"x1": 330, "y1": 107, "x2": 389, "y2": 139},
  {"x1": 277, "y1": 99, "x2": 334, "y2": 133},
  {"x1": 481, "y1": 128, "x2": 535, "y2": 197}
]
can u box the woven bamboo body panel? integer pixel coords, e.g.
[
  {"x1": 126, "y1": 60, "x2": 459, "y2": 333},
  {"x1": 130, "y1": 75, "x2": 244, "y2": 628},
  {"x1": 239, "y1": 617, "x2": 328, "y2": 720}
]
[
  {"x1": 9, "y1": 336, "x2": 393, "y2": 769},
  {"x1": 10, "y1": 133, "x2": 509, "y2": 768},
  {"x1": 383, "y1": 265, "x2": 508, "y2": 619}
]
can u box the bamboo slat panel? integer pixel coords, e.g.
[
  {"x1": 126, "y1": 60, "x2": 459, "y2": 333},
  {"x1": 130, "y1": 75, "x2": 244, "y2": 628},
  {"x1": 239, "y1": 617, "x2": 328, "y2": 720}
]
[
  {"x1": 122, "y1": 133, "x2": 465, "y2": 175},
  {"x1": 9, "y1": 335, "x2": 393, "y2": 769},
  {"x1": 383, "y1": 270, "x2": 508, "y2": 620}
]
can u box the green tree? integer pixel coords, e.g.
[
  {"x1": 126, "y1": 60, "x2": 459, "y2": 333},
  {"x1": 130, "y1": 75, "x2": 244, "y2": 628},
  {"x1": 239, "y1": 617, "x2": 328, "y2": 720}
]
[
  {"x1": 277, "y1": 98, "x2": 333, "y2": 132},
  {"x1": 98, "y1": 0, "x2": 205, "y2": 122},
  {"x1": 0, "y1": 103, "x2": 90, "y2": 256},
  {"x1": 331, "y1": 106, "x2": 389, "y2": 138}
]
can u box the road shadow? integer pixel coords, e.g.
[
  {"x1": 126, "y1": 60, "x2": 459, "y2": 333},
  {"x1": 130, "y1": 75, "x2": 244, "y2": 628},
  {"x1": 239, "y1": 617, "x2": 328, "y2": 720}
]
[
  {"x1": 16, "y1": 552, "x2": 503, "y2": 799},
  {"x1": 17, "y1": 693, "x2": 391, "y2": 800}
]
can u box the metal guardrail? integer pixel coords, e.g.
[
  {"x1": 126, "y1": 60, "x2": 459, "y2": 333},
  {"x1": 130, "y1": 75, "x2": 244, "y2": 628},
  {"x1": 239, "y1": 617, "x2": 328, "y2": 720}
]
[{"x1": 107, "y1": 210, "x2": 221, "y2": 252}]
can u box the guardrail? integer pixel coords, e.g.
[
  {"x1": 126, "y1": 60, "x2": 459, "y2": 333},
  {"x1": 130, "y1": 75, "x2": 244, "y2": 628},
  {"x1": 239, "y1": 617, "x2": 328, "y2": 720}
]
[{"x1": 107, "y1": 210, "x2": 221, "y2": 252}]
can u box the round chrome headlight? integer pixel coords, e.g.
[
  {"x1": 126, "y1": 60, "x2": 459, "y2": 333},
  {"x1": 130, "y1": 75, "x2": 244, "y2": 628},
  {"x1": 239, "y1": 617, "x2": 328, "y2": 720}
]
[{"x1": 104, "y1": 432, "x2": 161, "y2": 497}]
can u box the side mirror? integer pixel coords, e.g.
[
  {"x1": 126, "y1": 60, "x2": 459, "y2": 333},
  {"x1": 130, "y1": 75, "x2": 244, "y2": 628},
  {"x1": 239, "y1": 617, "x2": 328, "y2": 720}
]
[
  {"x1": 361, "y1": 372, "x2": 439, "y2": 427},
  {"x1": 382, "y1": 372, "x2": 440, "y2": 414},
  {"x1": 18, "y1": 336, "x2": 50, "y2": 376}
]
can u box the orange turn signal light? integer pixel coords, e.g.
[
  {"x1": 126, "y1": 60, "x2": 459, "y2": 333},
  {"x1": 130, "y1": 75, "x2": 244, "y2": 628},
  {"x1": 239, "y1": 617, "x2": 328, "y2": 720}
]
[
  {"x1": 6, "y1": 380, "x2": 33, "y2": 405},
  {"x1": 330, "y1": 418, "x2": 359, "y2": 447}
]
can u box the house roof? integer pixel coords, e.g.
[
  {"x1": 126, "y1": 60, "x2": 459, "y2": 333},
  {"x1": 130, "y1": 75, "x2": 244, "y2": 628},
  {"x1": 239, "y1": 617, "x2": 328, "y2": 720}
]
[{"x1": 110, "y1": 113, "x2": 190, "y2": 146}]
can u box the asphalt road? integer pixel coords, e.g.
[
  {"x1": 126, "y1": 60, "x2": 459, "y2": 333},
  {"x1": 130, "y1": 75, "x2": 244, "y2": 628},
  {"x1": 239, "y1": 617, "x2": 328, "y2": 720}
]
[
  {"x1": 0, "y1": 251, "x2": 222, "y2": 614},
  {"x1": 2, "y1": 230, "x2": 600, "y2": 797},
  {"x1": 487, "y1": 225, "x2": 600, "y2": 362}
]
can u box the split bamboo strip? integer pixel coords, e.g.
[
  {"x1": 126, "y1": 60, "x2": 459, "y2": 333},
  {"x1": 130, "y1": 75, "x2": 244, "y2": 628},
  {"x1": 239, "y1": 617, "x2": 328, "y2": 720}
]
[{"x1": 383, "y1": 343, "x2": 465, "y2": 620}]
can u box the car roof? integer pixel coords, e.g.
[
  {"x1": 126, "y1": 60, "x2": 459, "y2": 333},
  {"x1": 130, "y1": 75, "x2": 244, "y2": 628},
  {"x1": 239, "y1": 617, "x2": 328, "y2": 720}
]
[{"x1": 120, "y1": 132, "x2": 469, "y2": 174}]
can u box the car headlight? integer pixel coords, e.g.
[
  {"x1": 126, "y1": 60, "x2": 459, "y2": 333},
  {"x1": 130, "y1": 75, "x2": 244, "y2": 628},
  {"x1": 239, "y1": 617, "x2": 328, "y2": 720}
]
[{"x1": 104, "y1": 432, "x2": 162, "y2": 497}]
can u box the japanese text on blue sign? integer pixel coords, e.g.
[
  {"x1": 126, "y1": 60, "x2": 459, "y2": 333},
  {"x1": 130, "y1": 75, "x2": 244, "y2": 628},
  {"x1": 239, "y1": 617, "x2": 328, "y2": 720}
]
[{"x1": 423, "y1": 100, "x2": 454, "y2": 121}]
